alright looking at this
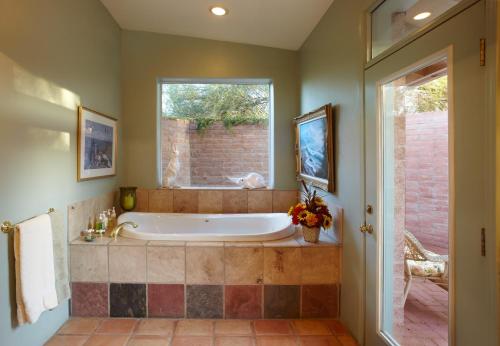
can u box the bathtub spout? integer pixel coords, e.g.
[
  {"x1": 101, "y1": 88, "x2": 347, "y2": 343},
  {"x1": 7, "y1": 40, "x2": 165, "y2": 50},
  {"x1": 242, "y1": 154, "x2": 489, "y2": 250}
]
[{"x1": 110, "y1": 221, "x2": 138, "y2": 240}]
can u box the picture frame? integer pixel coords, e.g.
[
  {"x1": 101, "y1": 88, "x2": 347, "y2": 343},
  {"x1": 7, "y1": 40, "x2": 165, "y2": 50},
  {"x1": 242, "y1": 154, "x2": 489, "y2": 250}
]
[
  {"x1": 294, "y1": 104, "x2": 335, "y2": 192},
  {"x1": 77, "y1": 106, "x2": 117, "y2": 181}
]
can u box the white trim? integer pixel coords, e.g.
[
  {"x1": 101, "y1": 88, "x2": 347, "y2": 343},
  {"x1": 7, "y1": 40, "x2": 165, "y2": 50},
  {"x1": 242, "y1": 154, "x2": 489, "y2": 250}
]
[{"x1": 374, "y1": 47, "x2": 454, "y2": 346}]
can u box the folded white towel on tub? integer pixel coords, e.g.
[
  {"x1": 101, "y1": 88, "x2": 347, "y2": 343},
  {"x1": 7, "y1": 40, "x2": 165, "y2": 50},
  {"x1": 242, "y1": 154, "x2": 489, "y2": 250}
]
[{"x1": 15, "y1": 213, "x2": 58, "y2": 325}]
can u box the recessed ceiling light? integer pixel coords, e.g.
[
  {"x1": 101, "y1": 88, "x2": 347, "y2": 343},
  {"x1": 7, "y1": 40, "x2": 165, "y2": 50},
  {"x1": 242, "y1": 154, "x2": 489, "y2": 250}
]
[
  {"x1": 413, "y1": 12, "x2": 431, "y2": 20},
  {"x1": 210, "y1": 6, "x2": 227, "y2": 16}
]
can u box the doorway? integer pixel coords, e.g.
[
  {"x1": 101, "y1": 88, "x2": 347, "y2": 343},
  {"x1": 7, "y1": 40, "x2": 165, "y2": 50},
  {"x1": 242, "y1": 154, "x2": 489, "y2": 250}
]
[{"x1": 379, "y1": 58, "x2": 450, "y2": 346}]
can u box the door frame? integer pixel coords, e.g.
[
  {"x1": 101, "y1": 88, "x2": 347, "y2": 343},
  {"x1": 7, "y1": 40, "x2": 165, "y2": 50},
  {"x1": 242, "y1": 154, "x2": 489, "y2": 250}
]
[{"x1": 372, "y1": 48, "x2": 456, "y2": 345}]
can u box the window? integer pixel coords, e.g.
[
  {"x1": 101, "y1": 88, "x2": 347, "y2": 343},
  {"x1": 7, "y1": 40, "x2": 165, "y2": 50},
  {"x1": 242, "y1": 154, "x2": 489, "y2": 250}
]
[
  {"x1": 159, "y1": 80, "x2": 273, "y2": 188},
  {"x1": 369, "y1": 0, "x2": 465, "y2": 60}
]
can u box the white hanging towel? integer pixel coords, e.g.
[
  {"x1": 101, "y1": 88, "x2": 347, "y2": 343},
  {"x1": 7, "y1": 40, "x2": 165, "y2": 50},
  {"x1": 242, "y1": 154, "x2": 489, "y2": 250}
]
[{"x1": 14, "y1": 213, "x2": 58, "y2": 325}]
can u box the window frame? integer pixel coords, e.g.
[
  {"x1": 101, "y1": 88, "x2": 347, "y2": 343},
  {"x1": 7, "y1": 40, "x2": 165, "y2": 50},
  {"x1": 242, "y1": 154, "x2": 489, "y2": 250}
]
[{"x1": 156, "y1": 78, "x2": 274, "y2": 189}]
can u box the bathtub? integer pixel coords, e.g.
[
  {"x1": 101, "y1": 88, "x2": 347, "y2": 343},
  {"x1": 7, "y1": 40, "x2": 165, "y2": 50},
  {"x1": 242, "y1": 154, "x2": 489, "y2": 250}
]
[{"x1": 117, "y1": 212, "x2": 294, "y2": 242}]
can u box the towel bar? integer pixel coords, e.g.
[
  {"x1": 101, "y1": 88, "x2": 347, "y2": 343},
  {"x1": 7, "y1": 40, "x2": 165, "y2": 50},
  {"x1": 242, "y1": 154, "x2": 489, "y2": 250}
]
[{"x1": 1, "y1": 208, "x2": 56, "y2": 234}]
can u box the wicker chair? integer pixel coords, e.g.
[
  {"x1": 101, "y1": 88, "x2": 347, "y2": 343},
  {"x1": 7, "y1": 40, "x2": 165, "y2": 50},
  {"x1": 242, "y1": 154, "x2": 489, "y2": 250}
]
[{"x1": 403, "y1": 230, "x2": 448, "y2": 304}]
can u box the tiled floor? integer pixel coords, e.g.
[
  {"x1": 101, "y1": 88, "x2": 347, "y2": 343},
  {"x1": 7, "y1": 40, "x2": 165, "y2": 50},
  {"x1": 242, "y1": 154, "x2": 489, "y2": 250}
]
[
  {"x1": 46, "y1": 318, "x2": 358, "y2": 346},
  {"x1": 395, "y1": 280, "x2": 448, "y2": 346}
]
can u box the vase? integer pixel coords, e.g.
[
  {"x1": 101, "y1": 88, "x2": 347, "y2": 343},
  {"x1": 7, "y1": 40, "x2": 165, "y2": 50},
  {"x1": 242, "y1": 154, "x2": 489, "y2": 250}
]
[
  {"x1": 120, "y1": 186, "x2": 137, "y2": 211},
  {"x1": 302, "y1": 225, "x2": 321, "y2": 243}
]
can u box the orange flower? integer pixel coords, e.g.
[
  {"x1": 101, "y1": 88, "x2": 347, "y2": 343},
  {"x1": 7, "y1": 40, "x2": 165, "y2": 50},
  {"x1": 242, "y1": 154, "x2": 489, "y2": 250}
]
[{"x1": 305, "y1": 212, "x2": 318, "y2": 227}]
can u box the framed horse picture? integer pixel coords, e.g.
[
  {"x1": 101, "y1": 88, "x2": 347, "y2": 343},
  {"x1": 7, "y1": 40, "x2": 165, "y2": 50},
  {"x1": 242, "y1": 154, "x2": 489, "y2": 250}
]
[{"x1": 294, "y1": 104, "x2": 334, "y2": 192}]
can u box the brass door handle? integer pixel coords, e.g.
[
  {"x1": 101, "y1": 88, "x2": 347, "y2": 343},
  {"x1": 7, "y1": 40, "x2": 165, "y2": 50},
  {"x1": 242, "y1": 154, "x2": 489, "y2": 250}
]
[{"x1": 360, "y1": 223, "x2": 373, "y2": 234}]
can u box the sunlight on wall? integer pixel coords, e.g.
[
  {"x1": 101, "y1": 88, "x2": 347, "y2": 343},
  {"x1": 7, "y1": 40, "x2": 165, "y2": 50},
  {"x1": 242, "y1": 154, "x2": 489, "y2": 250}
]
[
  {"x1": 13, "y1": 64, "x2": 80, "y2": 111},
  {"x1": 27, "y1": 128, "x2": 70, "y2": 152}
]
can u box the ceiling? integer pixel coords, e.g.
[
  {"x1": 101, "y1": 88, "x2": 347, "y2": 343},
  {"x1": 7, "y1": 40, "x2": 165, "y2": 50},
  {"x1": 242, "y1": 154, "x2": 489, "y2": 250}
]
[{"x1": 100, "y1": 0, "x2": 334, "y2": 50}]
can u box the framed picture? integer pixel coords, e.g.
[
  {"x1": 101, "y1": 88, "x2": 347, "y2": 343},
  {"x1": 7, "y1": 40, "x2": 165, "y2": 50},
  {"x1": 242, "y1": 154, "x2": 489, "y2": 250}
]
[
  {"x1": 294, "y1": 104, "x2": 334, "y2": 192},
  {"x1": 77, "y1": 106, "x2": 117, "y2": 181}
]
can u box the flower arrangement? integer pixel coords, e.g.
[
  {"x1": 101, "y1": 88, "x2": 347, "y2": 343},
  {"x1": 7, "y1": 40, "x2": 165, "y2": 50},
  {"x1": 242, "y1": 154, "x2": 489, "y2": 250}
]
[{"x1": 288, "y1": 181, "x2": 333, "y2": 230}]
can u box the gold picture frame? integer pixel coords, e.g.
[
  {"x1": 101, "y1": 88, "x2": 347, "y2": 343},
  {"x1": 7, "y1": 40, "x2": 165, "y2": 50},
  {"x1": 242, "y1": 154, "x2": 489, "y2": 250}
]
[
  {"x1": 294, "y1": 104, "x2": 335, "y2": 192},
  {"x1": 77, "y1": 106, "x2": 117, "y2": 181}
]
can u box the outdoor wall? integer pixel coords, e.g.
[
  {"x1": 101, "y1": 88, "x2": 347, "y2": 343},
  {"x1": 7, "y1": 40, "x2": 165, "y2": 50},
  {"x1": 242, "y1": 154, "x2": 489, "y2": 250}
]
[
  {"x1": 121, "y1": 30, "x2": 300, "y2": 189},
  {"x1": 405, "y1": 111, "x2": 449, "y2": 255},
  {"x1": 0, "y1": 1, "x2": 121, "y2": 345},
  {"x1": 299, "y1": 0, "x2": 372, "y2": 342},
  {"x1": 162, "y1": 119, "x2": 268, "y2": 186}
]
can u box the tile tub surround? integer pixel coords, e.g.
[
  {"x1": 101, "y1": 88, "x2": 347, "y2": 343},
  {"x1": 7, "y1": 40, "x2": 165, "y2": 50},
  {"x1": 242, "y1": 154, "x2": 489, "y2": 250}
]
[
  {"x1": 69, "y1": 233, "x2": 341, "y2": 319},
  {"x1": 131, "y1": 188, "x2": 300, "y2": 214},
  {"x1": 47, "y1": 318, "x2": 359, "y2": 346}
]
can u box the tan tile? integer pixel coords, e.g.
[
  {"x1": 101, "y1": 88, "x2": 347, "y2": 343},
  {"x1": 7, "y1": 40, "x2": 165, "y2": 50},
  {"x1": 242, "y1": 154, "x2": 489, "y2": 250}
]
[
  {"x1": 109, "y1": 238, "x2": 148, "y2": 246},
  {"x1": 214, "y1": 320, "x2": 253, "y2": 336},
  {"x1": 135, "y1": 189, "x2": 150, "y2": 212},
  {"x1": 224, "y1": 242, "x2": 263, "y2": 247},
  {"x1": 175, "y1": 320, "x2": 214, "y2": 336},
  {"x1": 225, "y1": 247, "x2": 264, "y2": 284},
  {"x1": 147, "y1": 246, "x2": 185, "y2": 283},
  {"x1": 45, "y1": 335, "x2": 89, "y2": 346},
  {"x1": 109, "y1": 246, "x2": 146, "y2": 283},
  {"x1": 149, "y1": 190, "x2": 174, "y2": 212},
  {"x1": 263, "y1": 248, "x2": 301, "y2": 284},
  {"x1": 187, "y1": 242, "x2": 224, "y2": 247},
  {"x1": 148, "y1": 240, "x2": 186, "y2": 246},
  {"x1": 292, "y1": 320, "x2": 332, "y2": 336},
  {"x1": 199, "y1": 190, "x2": 223, "y2": 213},
  {"x1": 127, "y1": 335, "x2": 170, "y2": 346},
  {"x1": 299, "y1": 336, "x2": 342, "y2": 346},
  {"x1": 134, "y1": 319, "x2": 176, "y2": 335},
  {"x1": 171, "y1": 336, "x2": 213, "y2": 346},
  {"x1": 96, "y1": 318, "x2": 138, "y2": 334},
  {"x1": 84, "y1": 334, "x2": 130, "y2": 346},
  {"x1": 272, "y1": 190, "x2": 298, "y2": 213},
  {"x1": 215, "y1": 336, "x2": 254, "y2": 346},
  {"x1": 256, "y1": 336, "x2": 297, "y2": 346},
  {"x1": 174, "y1": 190, "x2": 199, "y2": 213},
  {"x1": 70, "y1": 246, "x2": 108, "y2": 282},
  {"x1": 57, "y1": 318, "x2": 102, "y2": 334},
  {"x1": 262, "y1": 236, "x2": 301, "y2": 248},
  {"x1": 222, "y1": 190, "x2": 248, "y2": 213},
  {"x1": 248, "y1": 190, "x2": 273, "y2": 213},
  {"x1": 254, "y1": 320, "x2": 293, "y2": 335},
  {"x1": 301, "y1": 247, "x2": 339, "y2": 284},
  {"x1": 186, "y1": 247, "x2": 224, "y2": 284},
  {"x1": 70, "y1": 237, "x2": 111, "y2": 245}
]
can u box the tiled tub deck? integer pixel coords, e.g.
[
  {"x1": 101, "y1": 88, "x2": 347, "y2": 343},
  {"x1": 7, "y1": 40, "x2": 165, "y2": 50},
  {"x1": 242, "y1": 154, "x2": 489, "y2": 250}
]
[{"x1": 70, "y1": 232, "x2": 341, "y2": 319}]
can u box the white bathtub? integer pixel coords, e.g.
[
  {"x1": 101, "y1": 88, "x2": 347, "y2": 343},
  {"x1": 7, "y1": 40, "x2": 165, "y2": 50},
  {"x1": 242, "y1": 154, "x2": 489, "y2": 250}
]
[{"x1": 117, "y1": 212, "x2": 294, "y2": 242}]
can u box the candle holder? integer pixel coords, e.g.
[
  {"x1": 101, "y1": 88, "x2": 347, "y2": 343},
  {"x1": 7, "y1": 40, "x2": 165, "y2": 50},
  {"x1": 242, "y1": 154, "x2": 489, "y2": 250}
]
[{"x1": 120, "y1": 186, "x2": 138, "y2": 211}]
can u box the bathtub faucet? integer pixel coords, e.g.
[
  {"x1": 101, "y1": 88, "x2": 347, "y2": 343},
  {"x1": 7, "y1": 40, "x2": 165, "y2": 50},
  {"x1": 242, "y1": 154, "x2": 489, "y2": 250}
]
[{"x1": 110, "y1": 221, "x2": 138, "y2": 240}]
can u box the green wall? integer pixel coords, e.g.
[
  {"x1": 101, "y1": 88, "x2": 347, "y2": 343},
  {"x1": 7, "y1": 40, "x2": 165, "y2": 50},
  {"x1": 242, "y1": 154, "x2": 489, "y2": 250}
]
[
  {"x1": 299, "y1": 0, "x2": 372, "y2": 342},
  {"x1": 0, "y1": 1, "x2": 121, "y2": 345},
  {"x1": 121, "y1": 30, "x2": 300, "y2": 189}
]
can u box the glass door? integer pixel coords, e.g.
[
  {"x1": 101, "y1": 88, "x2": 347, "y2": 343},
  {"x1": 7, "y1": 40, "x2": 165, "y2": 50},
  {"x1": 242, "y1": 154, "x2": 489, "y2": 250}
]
[{"x1": 364, "y1": 1, "x2": 490, "y2": 345}]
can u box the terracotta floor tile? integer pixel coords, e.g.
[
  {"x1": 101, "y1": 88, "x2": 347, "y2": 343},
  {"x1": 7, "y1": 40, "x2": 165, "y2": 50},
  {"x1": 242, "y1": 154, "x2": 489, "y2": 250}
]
[
  {"x1": 95, "y1": 318, "x2": 138, "y2": 334},
  {"x1": 336, "y1": 335, "x2": 358, "y2": 346},
  {"x1": 57, "y1": 318, "x2": 102, "y2": 335},
  {"x1": 134, "y1": 319, "x2": 175, "y2": 335},
  {"x1": 127, "y1": 335, "x2": 171, "y2": 346},
  {"x1": 45, "y1": 335, "x2": 89, "y2": 346},
  {"x1": 84, "y1": 334, "x2": 130, "y2": 346},
  {"x1": 253, "y1": 320, "x2": 293, "y2": 335},
  {"x1": 175, "y1": 320, "x2": 214, "y2": 336},
  {"x1": 215, "y1": 336, "x2": 255, "y2": 346},
  {"x1": 256, "y1": 336, "x2": 297, "y2": 346},
  {"x1": 299, "y1": 336, "x2": 342, "y2": 346},
  {"x1": 214, "y1": 320, "x2": 253, "y2": 336},
  {"x1": 322, "y1": 320, "x2": 349, "y2": 335},
  {"x1": 292, "y1": 320, "x2": 331, "y2": 336},
  {"x1": 171, "y1": 336, "x2": 213, "y2": 346}
]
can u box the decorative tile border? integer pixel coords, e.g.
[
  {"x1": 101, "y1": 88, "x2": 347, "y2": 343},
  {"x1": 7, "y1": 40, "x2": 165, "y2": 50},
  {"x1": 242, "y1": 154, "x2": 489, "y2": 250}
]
[{"x1": 71, "y1": 282, "x2": 341, "y2": 319}]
